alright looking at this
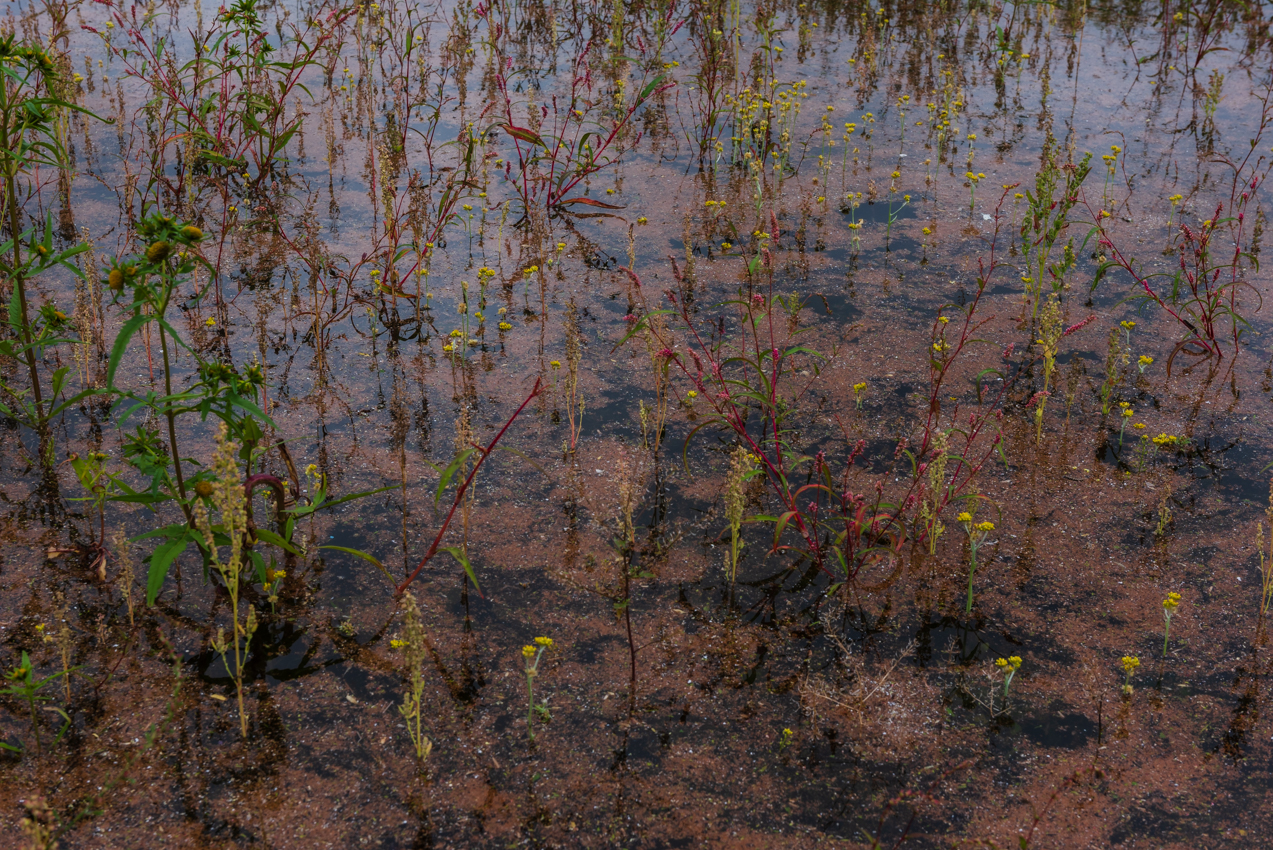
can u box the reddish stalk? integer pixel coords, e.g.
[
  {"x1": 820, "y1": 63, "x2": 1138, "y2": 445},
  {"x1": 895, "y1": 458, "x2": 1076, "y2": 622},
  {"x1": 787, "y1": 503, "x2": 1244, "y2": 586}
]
[{"x1": 396, "y1": 378, "x2": 543, "y2": 596}]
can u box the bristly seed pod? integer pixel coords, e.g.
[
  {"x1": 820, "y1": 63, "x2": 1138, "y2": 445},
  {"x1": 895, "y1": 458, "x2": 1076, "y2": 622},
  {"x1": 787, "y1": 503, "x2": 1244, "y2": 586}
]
[
  {"x1": 108, "y1": 268, "x2": 125, "y2": 292},
  {"x1": 194, "y1": 481, "x2": 215, "y2": 499},
  {"x1": 145, "y1": 241, "x2": 172, "y2": 262},
  {"x1": 181, "y1": 225, "x2": 203, "y2": 242}
]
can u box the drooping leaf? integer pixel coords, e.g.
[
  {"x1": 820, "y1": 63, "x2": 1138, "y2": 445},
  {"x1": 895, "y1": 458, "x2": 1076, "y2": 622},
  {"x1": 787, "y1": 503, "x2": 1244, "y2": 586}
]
[
  {"x1": 147, "y1": 534, "x2": 191, "y2": 605},
  {"x1": 440, "y1": 545, "x2": 480, "y2": 593}
]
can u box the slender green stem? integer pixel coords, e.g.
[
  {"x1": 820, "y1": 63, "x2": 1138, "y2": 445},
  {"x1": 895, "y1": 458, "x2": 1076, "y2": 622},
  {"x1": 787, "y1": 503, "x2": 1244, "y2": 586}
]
[
  {"x1": 157, "y1": 316, "x2": 193, "y2": 527},
  {"x1": 965, "y1": 543, "x2": 977, "y2": 614},
  {"x1": 1, "y1": 84, "x2": 49, "y2": 458},
  {"x1": 525, "y1": 671, "x2": 535, "y2": 740},
  {"x1": 26, "y1": 691, "x2": 41, "y2": 753}
]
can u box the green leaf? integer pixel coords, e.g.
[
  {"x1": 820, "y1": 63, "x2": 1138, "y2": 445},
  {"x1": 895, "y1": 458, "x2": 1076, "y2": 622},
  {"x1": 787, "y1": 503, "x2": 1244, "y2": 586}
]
[
  {"x1": 435, "y1": 448, "x2": 478, "y2": 506},
  {"x1": 253, "y1": 527, "x2": 300, "y2": 555},
  {"x1": 132, "y1": 522, "x2": 193, "y2": 542},
  {"x1": 440, "y1": 545, "x2": 480, "y2": 594},
  {"x1": 147, "y1": 534, "x2": 191, "y2": 605},
  {"x1": 638, "y1": 73, "x2": 667, "y2": 102},
  {"x1": 247, "y1": 549, "x2": 267, "y2": 585},
  {"x1": 107, "y1": 314, "x2": 153, "y2": 388},
  {"x1": 772, "y1": 510, "x2": 799, "y2": 549},
  {"x1": 320, "y1": 545, "x2": 396, "y2": 587}
]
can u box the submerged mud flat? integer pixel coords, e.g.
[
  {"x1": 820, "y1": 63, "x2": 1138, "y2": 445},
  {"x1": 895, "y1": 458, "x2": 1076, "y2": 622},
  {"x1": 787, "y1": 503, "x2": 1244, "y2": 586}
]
[{"x1": 1, "y1": 0, "x2": 1273, "y2": 846}]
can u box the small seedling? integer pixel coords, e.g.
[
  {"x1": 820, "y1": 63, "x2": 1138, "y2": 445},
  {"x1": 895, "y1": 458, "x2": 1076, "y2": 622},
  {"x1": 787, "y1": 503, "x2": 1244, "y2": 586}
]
[
  {"x1": 1, "y1": 652, "x2": 73, "y2": 754},
  {"x1": 1162, "y1": 592, "x2": 1181, "y2": 656},
  {"x1": 523, "y1": 636, "x2": 554, "y2": 740},
  {"x1": 995, "y1": 655, "x2": 1022, "y2": 697}
]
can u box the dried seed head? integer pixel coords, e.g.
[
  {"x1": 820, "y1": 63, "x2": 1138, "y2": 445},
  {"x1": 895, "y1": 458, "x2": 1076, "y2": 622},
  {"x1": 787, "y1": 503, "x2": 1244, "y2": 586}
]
[{"x1": 724, "y1": 445, "x2": 750, "y2": 532}]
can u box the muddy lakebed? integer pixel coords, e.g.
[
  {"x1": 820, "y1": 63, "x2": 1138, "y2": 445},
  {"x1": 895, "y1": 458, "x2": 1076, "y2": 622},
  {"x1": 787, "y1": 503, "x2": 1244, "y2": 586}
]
[{"x1": 1, "y1": 0, "x2": 1273, "y2": 847}]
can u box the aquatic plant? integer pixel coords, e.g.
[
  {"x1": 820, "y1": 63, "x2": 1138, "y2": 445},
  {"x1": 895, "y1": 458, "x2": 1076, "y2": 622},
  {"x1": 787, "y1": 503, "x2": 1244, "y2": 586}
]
[
  {"x1": 522, "y1": 636, "x2": 554, "y2": 741},
  {"x1": 1, "y1": 651, "x2": 73, "y2": 755},
  {"x1": 194, "y1": 423, "x2": 257, "y2": 737},
  {"x1": 1090, "y1": 184, "x2": 1262, "y2": 359},
  {"x1": 723, "y1": 444, "x2": 751, "y2": 583},
  {"x1": 395, "y1": 592, "x2": 433, "y2": 761},
  {"x1": 396, "y1": 378, "x2": 543, "y2": 595},
  {"x1": 995, "y1": 655, "x2": 1022, "y2": 697},
  {"x1": 959, "y1": 512, "x2": 995, "y2": 614},
  {"x1": 94, "y1": 0, "x2": 351, "y2": 195},
  {"x1": 1161, "y1": 592, "x2": 1181, "y2": 657},
  {"x1": 1121, "y1": 655, "x2": 1140, "y2": 695},
  {"x1": 1019, "y1": 135, "x2": 1090, "y2": 318},
  {"x1": 496, "y1": 47, "x2": 672, "y2": 215},
  {"x1": 0, "y1": 36, "x2": 101, "y2": 463}
]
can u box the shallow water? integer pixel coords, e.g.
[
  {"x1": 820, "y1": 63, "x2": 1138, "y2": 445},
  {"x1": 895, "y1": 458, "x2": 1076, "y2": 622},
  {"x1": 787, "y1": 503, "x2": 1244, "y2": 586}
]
[{"x1": 2, "y1": 0, "x2": 1273, "y2": 847}]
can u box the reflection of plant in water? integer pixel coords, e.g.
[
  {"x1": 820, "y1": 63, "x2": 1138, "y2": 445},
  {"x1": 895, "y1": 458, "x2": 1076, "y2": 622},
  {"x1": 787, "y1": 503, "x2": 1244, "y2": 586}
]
[{"x1": 564, "y1": 300, "x2": 586, "y2": 454}]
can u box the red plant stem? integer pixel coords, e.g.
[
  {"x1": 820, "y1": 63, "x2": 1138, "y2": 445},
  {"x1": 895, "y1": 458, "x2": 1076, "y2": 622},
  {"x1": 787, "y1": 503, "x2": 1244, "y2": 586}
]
[
  {"x1": 1086, "y1": 198, "x2": 1218, "y2": 357},
  {"x1": 395, "y1": 377, "x2": 543, "y2": 596}
]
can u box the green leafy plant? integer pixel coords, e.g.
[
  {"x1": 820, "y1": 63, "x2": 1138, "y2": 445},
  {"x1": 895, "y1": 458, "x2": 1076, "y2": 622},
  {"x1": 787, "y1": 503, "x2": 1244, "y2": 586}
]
[
  {"x1": 1018, "y1": 138, "x2": 1090, "y2": 318},
  {"x1": 0, "y1": 36, "x2": 102, "y2": 461},
  {"x1": 1, "y1": 651, "x2": 74, "y2": 755},
  {"x1": 97, "y1": 0, "x2": 351, "y2": 197}
]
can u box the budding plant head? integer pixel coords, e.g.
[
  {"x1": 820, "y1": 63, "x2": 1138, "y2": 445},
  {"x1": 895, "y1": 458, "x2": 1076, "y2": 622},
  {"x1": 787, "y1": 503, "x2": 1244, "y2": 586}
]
[
  {"x1": 1121, "y1": 655, "x2": 1140, "y2": 694},
  {"x1": 995, "y1": 655, "x2": 1022, "y2": 695}
]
